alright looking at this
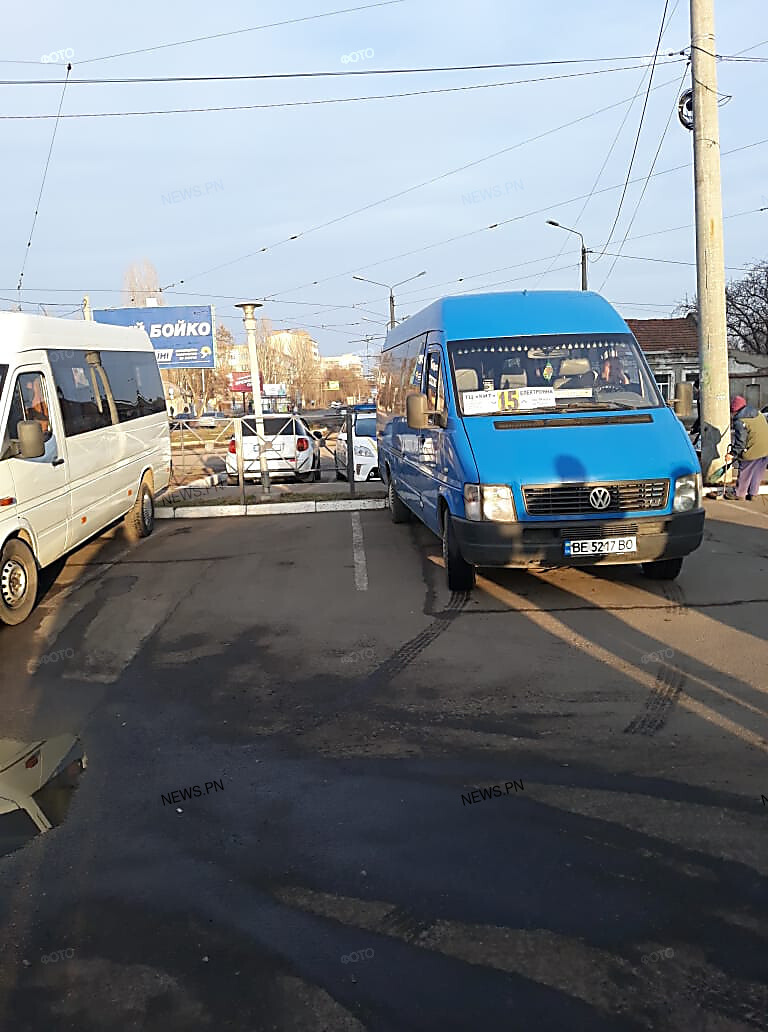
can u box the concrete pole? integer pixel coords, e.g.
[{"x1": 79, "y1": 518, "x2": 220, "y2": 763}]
[
  {"x1": 690, "y1": 0, "x2": 730, "y2": 483},
  {"x1": 389, "y1": 290, "x2": 396, "y2": 330},
  {"x1": 235, "y1": 303, "x2": 270, "y2": 496},
  {"x1": 580, "y1": 245, "x2": 588, "y2": 292},
  {"x1": 83, "y1": 295, "x2": 93, "y2": 321}
]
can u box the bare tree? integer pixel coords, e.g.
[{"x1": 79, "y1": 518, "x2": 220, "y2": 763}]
[
  {"x1": 122, "y1": 260, "x2": 163, "y2": 307},
  {"x1": 676, "y1": 260, "x2": 768, "y2": 355}
]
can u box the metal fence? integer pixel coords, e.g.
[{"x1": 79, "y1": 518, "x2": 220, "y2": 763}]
[{"x1": 161, "y1": 410, "x2": 379, "y2": 505}]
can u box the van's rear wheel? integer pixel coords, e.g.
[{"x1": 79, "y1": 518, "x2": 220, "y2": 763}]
[
  {"x1": 388, "y1": 478, "x2": 410, "y2": 523},
  {"x1": 126, "y1": 478, "x2": 155, "y2": 540},
  {"x1": 641, "y1": 557, "x2": 683, "y2": 580},
  {"x1": 442, "y1": 510, "x2": 475, "y2": 591},
  {"x1": 0, "y1": 539, "x2": 38, "y2": 625}
]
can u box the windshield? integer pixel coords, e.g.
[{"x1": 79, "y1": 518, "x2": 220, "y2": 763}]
[
  {"x1": 355, "y1": 416, "x2": 376, "y2": 438},
  {"x1": 448, "y1": 334, "x2": 663, "y2": 415}
]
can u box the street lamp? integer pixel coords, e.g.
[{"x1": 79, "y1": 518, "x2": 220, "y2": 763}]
[
  {"x1": 352, "y1": 271, "x2": 427, "y2": 329},
  {"x1": 546, "y1": 220, "x2": 588, "y2": 291},
  {"x1": 235, "y1": 301, "x2": 269, "y2": 495}
]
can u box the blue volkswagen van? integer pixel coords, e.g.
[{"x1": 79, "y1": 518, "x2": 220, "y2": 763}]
[{"x1": 377, "y1": 291, "x2": 704, "y2": 590}]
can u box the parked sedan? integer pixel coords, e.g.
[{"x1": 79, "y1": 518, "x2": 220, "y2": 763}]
[
  {"x1": 197, "y1": 411, "x2": 230, "y2": 429},
  {"x1": 335, "y1": 407, "x2": 379, "y2": 481},
  {"x1": 226, "y1": 415, "x2": 322, "y2": 483},
  {"x1": 169, "y1": 411, "x2": 198, "y2": 430}
]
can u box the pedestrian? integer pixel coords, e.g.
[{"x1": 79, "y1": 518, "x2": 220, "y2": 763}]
[{"x1": 724, "y1": 395, "x2": 768, "y2": 501}]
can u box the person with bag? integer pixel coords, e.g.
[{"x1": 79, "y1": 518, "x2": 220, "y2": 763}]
[{"x1": 724, "y1": 395, "x2": 768, "y2": 500}]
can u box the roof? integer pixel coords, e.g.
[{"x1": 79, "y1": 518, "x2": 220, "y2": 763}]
[
  {"x1": 626, "y1": 315, "x2": 699, "y2": 356},
  {"x1": 0, "y1": 311, "x2": 153, "y2": 357},
  {"x1": 386, "y1": 291, "x2": 629, "y2": 349}
]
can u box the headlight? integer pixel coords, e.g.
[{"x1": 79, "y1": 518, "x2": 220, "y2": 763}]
[
  {"x1": 481, "y1": 485, "x2": 517, "y2": 522},
  {"x1": 354, "y1": 443, "x2": 375, "y2": 458},
  {"x1": 672, "y1": 473, "x2": 701, "y2": 512},
  {"x1": 464, "y1": 484, "x2": 482, "y2": 520}
]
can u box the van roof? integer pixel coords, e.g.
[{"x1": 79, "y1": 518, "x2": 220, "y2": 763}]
[
  {"x1": 0, "y1": 311, "x2": 154, "y2": 361},
  {"x1": 384, "y1": 291, "x2": 630, "y2": 350}
]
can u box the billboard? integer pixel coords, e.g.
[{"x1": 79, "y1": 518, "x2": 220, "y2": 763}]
[
  {"x1": 263, "y1": 383, "x2": 287, "y2": 397},
  {"x1": 92, "y1": 305, "x2": 215, "y2": 369}
]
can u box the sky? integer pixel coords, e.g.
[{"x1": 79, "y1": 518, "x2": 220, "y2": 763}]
[{"x1": 2, "y1": 0, "x2": 766, "y2": 361}]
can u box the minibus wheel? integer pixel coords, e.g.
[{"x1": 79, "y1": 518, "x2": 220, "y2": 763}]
[
  {"x1": 442, "y1": 511, "x2": 475, "y2": 591},
  {"x1": 0, "y1": 539, "x2": 38, "y2": 625},
  {"x1": 126, "y1": 478, "x2": 155, "y2": 540},
  {"x1": 641, "y1": 557, "x2": 683, "y2": 580},
  {"x1": 388, "y1": 479, "x2": 410, "y2": 523}
]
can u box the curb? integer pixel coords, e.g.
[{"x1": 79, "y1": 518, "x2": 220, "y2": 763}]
[{"x1": 156, "y1": 498, "x2": 387, "y2": 518}]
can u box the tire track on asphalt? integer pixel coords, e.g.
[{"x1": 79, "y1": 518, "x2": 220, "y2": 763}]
[{"x1": 623, "y1": 665, "x2": 686, "y2": 736}]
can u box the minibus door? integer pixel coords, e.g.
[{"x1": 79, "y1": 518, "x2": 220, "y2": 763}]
[
  {"x1": 418, "y1": 348, "x2": 447, "y2": 532},
  {"x1": 1, "y1": 367, "x2": 69, "y2": 568}
]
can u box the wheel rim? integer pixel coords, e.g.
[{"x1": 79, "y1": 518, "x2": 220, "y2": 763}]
[
  {"x1": 142, "y1": 489, "x2": 153, "y2": 527},
  {"x1": 1, "y1": 558, "x2": 28, "y2": 608}
]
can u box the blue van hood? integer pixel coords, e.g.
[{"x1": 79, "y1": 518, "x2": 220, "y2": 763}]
[{"x1": 463, "y1": 407, "x2": 699, "y2": 486}]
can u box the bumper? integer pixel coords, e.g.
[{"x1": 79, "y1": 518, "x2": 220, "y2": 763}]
[
  {"x1": 451, "y1": 509, "x2": 705, "y2": 568},
  {"x1": 225, "y1": 455, "x2": 312, "y2": 479}
]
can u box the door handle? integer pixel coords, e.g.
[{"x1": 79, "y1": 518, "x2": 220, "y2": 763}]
[{"x1": 52, "y1": 458, "x2": 65, "y2": 467}]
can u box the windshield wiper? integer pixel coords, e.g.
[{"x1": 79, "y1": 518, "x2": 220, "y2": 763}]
[{"x1": 556, "y1": 401, "x2": 633, "y2": 412}]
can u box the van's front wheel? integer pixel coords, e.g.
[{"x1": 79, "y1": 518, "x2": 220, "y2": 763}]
[
  {"x1": 0, "y1": 539, "x2": 38, "y2": 625},
  {"x1": 126, "y1": 478, "x2": 155, "y2": 541},
  {"x1": 442, "y1": 510, "x2": 475, "y2": 591},
  {"x1": 388, "y1": 478, "x2": 410, "y2": 523},
  {"x1": 641, "y1": 557, "x2": 683, "y2": 580}
]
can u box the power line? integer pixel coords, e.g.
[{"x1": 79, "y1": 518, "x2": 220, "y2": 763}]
[
  {"x1": 16, "y1": 64, "x2": 72, "y2": 303},
  {"x1": 0, "y1": 59, "x2": 687, "y2": 119},
  {"x1": 160, "y1": 72, "x2": 687, "y2": 292},
  {"x1": 1, "y1": 54, "x2": 687, "y2": 86},
  {"x1": 594, "y1": 0, "x2": 671, "y2": 263}
]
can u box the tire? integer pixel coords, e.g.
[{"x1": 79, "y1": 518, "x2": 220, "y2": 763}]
[
  {"x1": 388, "y1": 478, "x2": 410, "y2": 524},
  {"x1": 442, "y1": 509, "x2": 475, "y2": 591},
  {"x1": 125, "y1": 477, "x2": 155, "y2": 541},
  {"x1": 0, "y1": 538, "x2": 39, "y2": 626},
  {"x1": 641, "y1": 557, "x2": 683, "y2": 580}
]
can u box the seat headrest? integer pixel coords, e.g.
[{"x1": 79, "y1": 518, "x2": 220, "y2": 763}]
[{"x1": 455, "y1": 369, "x2": 479, "y2": 392}]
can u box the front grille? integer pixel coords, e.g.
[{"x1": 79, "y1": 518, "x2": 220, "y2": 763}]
[{"x1": 523, "y1": 481, "x2": 668, "y2": 516}]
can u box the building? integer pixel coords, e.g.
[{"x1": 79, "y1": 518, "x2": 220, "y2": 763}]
[
  {"x1": 728, "y1": 350, "x2": 768, "y2": 410},
  {"x1": 321, "y1": 353, "x2": 364, "y2": 376},
  {"x1": 626, "y1": 316, "x2": 699, "y2": 402}
]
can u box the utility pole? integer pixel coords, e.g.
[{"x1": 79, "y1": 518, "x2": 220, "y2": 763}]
[
  {"x1": 545, "y1": 221, "x2": 588, "y2": 290},
  {"x1": 690, "y1": 0, "x2": 730, "y2": 483},
  {"x1": 352, "y1": 271, "x2": 426, "y2": 329},
  {"x1": 235, "y1": 302, "x2": 270, "y2": 496}
]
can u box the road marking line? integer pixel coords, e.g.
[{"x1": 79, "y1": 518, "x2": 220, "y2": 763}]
[{"x1": 351, "y1": 512, "x2": 368, "y2": 591}]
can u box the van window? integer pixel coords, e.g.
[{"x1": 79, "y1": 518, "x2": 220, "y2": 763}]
[
  {"x1": 449, "y1": 334, "x2": 663, "y2": 416},
  {"x1": 49, "y1": 355, "x2": 112, "y2": 436},
  {"x1": 379, "y1": 335, "x2": 426, "y2": 415},
  {"x1": 426, "y1": 352, "x2": 446, "y2": 414},
  {"x1": 100, "y1": 352, "x2": 167, "y2": 421},
  {"x1": 5, "y1": 372, "x2": 53, "y2": 442}
]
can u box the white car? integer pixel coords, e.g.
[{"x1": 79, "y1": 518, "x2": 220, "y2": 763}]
[
  {"x1": 335, "y1": 408, "x2": 379, "y2": 481},
  {"x1": 226, "y1": 414, "x2": 322, "y2": 483}
]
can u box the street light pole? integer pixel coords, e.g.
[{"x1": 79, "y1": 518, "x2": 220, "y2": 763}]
[
  {"x1": 689, "y1": 0, "x2": 730, "y2": 483},
  {"x1": 235, "y1": 302, "x2": 269, "y2": 496},
  {"x1": 546, "y1": 220, "x2": 588, "y2": 290},
  {"x1": 353, "y1": 271, "x2": 427, "y2": 329}
]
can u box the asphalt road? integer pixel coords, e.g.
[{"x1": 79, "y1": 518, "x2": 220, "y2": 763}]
[{"x1": 0, "y1": 498, "x2": 767, "y2": 1031}]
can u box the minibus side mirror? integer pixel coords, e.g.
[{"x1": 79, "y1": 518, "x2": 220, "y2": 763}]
[
  {"x1": 406, "y1": 393, "x2": 429, "y2": 430},
  {"x1": 17, "y1": 420, "x2": 45, "y2": 459}
]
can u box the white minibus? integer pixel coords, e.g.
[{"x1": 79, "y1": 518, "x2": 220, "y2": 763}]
[{"x1": 0, "y1": 313, "x2": 171, "y2": 625}]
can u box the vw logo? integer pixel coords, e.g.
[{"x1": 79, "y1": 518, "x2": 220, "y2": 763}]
[{"x1": 589, "y1": 487, "x2": 611, "y2": 510}]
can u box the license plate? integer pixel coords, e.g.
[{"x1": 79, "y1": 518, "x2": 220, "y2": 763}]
[{"x1": 564, "y1": 536, "x2": 637, "y2": 556}]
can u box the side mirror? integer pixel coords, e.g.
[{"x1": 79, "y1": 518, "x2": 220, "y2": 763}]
[
  {"x1": 406, "y1": 393, "x2": 429, "y2": 430},
  {"x1": 312, "y1": 430, "x2": 324, "y2": 440},
  {"x1": 18, "y1": 420, "x2": 45, "y2": 459}
]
